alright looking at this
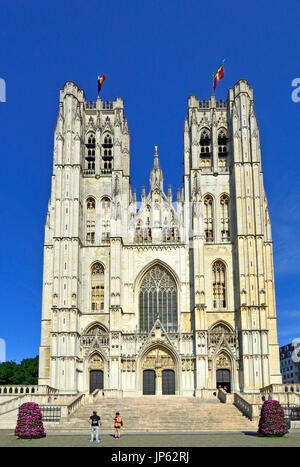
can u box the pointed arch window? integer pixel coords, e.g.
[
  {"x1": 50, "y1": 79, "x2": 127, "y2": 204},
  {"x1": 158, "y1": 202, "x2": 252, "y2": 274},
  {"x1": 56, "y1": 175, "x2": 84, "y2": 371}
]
[
  {"x1": 85, "y1": 133, "x2": 96, "y2": 174},
  {"x1": 200, "y1": 129, "x2": 211, "y2": 172},
  {"x1": 218, "y1": 130, "x2": 227, "y2": 154},
  {"x1": 211, "y1": 323, "x2": 231, "y2": 334},
  {"x1": 101, "y1": 197, "x2": 111, "y2": 243},
  {"x1": 91, "y1": 263, "x2": 105, "y2": 311},
  {"x1": 212, "y1": 261, "x2": 226, "y2": 309},
  {"x1": 86, "y1": 197, "x2": 95, "y2": 244},
  {"x1": 220, "y1": 194, "x2": 230, "y2": 242},
  {"x1": 101, "y1": 196, "x2": 111, "y2": 212},
  {"x1": 204, "y1": 195, "x2": 214, "y2": 242},
  {"x1": 218, "y1": 130, "x2": 228, "y2": 172},
  {"x1": 139, "y1": 265, "x2": 177, "y2": 333},
  {"x1": 200, "y1": 130, "x2": 210, "y2": 153},
  {"x1": 102, "y1": 133, "x2": 113, "y2": 174}
]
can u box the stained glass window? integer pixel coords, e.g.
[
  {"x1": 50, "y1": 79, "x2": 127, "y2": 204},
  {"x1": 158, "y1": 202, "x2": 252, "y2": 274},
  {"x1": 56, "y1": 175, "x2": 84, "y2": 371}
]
[{"x1": 139, "y1": 266, "x2": 177, "y2": 333}]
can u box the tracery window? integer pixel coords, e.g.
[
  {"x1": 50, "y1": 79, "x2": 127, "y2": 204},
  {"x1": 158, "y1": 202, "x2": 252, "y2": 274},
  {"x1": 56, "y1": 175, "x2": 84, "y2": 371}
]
[
  {"x1": 212, "y1": 261, "x2": 226, "y2": 309},
  {"x1": 220, "y1": 194, "x2": 230, "y2": 241},
  {"x1": 204, "y1": 195, "x2": 214, "y2": 242},
  {"x1": 139, "y1": 265, "x2": 177, "y2": 333},
  {"x1": 211, "y1": 323, "x2": 231, "y2": 334},
  {"x1": 209, "y1": 322, "x2": 235, "y2": 345},
  {"x1": 86, "y1": 197, "x2": 95, "y2": 244},
  {"x1": 91, "y1": 263, "x2": 105, "y2": 311}
]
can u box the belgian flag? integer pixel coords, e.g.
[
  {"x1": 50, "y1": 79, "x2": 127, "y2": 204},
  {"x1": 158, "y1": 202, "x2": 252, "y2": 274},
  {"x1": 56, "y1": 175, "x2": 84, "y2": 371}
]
[{"x1": 98, "y1": 74, "x2": 106, "y2": 95}]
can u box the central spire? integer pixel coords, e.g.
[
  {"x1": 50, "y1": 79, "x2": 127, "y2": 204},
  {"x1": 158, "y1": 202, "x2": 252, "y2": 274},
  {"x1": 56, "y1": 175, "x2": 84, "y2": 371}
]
[{"x1": 150, "y1": 145, "x2": 163, "y2": 192}]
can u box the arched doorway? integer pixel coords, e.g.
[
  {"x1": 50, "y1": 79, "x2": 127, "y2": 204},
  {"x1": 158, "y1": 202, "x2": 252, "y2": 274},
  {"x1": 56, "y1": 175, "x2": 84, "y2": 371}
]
[
  {"x1": 216, "y1": 369, "x2": 231, "y2": 393},
  {"x1": 88, "y1": 353, "x2": 104, "y2": 393},
  {"x1": 143, "y1": 370, "x2": 156, "y2": 395},
  {"x1": 162, "y1": 369, "x2": 175, "y2": 394},
  {"x1": 215, "y1": 352, "x2": 232, "y2": 393},
  {"x1": 90, "y1": 370, "x2": 104, "y2": 393},
  {"x1": 141, "y1": 345, "x2": 176, "y2": 395}
]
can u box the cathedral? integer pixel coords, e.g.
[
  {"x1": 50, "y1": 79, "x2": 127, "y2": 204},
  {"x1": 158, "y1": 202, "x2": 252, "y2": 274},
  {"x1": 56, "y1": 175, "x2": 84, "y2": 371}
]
[{"x1": 38, "y1": 79, "x2": 282, "y2": 397}]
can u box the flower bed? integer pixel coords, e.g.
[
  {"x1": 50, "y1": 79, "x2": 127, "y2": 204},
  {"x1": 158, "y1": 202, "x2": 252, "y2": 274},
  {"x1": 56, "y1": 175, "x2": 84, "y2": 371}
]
[
  {"x1": 258, "y1": 400, "x2": 289, "y2": 437},
  {"x1": 15, "y1": 402, "x2": 45, "y2": 439}
]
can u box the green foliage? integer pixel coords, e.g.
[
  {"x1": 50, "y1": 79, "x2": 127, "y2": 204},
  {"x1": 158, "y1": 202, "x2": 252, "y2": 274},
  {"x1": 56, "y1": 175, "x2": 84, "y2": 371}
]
[{"x1": 0, "y1": 356, "x2": 38, "y2": 385}]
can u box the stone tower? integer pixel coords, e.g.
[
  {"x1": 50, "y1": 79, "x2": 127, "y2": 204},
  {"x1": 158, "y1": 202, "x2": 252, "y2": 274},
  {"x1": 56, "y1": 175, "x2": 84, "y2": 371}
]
[{"x1": 39, "y1": 79, "x2": 281, "y2": 396}]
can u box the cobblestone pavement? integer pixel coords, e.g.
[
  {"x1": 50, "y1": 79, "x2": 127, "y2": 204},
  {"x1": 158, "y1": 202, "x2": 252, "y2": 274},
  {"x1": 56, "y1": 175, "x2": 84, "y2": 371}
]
[{"x1": 1, "y1": 430, "x2": 300, "y2": 447}]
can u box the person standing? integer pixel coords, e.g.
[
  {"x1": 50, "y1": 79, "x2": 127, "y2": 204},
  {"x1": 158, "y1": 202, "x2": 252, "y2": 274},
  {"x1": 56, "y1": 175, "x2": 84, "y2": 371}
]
[
  {"x1": 112, "y1": 412, "x2": 123, "y2": 439},
  {"x1": 88, "y1": 411, "x2": 102, "y2": 443}
]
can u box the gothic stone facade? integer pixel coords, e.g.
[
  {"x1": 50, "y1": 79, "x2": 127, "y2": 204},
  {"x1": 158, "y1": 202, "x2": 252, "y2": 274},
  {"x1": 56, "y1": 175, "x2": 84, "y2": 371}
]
[{"x1": 38, "y1": 79, "x2": 282, "y2": 396}]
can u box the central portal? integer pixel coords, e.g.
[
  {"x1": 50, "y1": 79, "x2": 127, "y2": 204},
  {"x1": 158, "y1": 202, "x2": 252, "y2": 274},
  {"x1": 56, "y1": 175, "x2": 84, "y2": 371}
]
[{"x1": 141, "y1": 346, "x2": 176, "y2": 395}]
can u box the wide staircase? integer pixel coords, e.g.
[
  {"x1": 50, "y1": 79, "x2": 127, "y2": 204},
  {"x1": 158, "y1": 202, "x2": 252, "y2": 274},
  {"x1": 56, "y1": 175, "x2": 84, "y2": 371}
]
[{"x1": 47, "y1": 396, "x2": 258, "y2": 433}]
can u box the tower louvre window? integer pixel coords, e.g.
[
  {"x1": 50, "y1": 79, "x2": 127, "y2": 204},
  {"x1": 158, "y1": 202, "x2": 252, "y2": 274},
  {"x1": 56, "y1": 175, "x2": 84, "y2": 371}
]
[
  {"x1": 85, "y1": 133, "x2": 96, "y2": 175},
  {"x1": 218, "y1": 130, "x2": 228, "y2": 172},
  {"x1": 200, "y1": 129, "x2": 211, "y2": 172},
  {"x1": 212, "y1": 260, "x2": 226, "y2": 309},
  {"x1": 102, "y1": 133, "x2": 113, "y2": 174},
  {"x1": 204, "y1": 194, "x2": 214, "y2": 242}
]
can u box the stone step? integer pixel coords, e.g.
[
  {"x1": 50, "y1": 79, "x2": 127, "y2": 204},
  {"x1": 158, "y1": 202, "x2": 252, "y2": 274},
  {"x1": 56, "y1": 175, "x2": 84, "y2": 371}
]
[{"x1": 52, "y1": 395, "x2": 257, "y2": 432}]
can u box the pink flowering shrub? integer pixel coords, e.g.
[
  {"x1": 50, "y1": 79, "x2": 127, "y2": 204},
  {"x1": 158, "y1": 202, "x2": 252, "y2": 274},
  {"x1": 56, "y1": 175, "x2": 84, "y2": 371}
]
[
  {"x1": 258, "y1": 400, "x2": 289, "y2": 437},
  {"x1": 15, "y1": 402, "x2": 45, "y2": 439}
]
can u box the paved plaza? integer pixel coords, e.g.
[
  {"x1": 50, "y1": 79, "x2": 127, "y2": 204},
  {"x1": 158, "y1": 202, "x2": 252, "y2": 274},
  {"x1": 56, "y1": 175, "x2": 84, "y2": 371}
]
[{"x1": 1, "y1": 430, "x2": 300, "y2": 447}]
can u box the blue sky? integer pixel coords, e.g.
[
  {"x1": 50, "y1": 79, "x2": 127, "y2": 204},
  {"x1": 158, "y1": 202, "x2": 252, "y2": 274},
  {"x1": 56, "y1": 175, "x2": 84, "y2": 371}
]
[{"x1": 0, "y1": 0, "x2": 299, "y2": 362}]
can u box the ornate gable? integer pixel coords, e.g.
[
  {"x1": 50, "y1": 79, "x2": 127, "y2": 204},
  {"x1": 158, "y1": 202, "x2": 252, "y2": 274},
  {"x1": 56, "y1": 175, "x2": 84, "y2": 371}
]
[{"x1": 138, "y1": 318, "x2": 178, "y2": 358}]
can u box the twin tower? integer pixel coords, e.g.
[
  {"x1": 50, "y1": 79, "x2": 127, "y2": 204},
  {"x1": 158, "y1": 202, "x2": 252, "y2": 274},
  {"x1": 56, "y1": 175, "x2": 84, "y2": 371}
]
[{"x1": 38, "y1": 79, "x2": 282, "y2": 397}]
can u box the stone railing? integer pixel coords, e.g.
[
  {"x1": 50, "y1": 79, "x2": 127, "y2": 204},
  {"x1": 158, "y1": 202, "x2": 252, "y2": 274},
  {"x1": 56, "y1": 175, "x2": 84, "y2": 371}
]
[
  {"x1": 234, "y1": 393, "x2": 262, "y2": 420},
  {"x1": 0, "y1": 385, "x2": 58, "y2": 395},
  {"x1": 64, "y1": 394, "x2": 85, "y2": 418},
  {"x1": 261, "y1": 384, "x2": 300, "y2": 394},
  {"x1": 0, "y1": 392, "x2": 77, "y2": 417},
  {"x1": 217, "y1": 388, "x2": 234, "y2": 404},
  {"x1": 260, "y1": 384, "x2": 300, "y2": 405},
  {"x1": 200, "y1": 389, "x2": 218, "y2": 399}
]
